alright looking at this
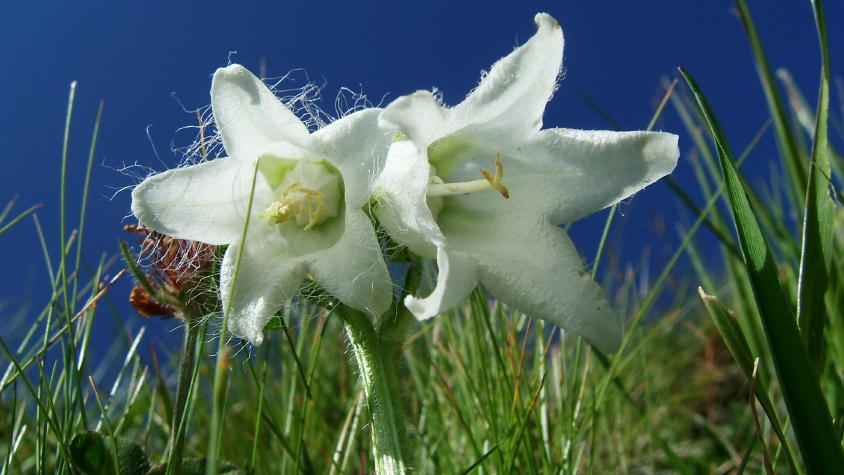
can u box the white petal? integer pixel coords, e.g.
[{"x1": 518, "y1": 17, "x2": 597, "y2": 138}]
[
  {"x1": 452, "y1": 13, "x2": 563, "y2": 138},
  {"x1": 439, "y1": 207, "x2": 620, "y2": 352},
  {"x1": 404, "y1": 246, "x2": 478, "y2": 320},
  {"x1": 373, "y1": 140, "x2": 442, "y2": 258},
  {"x1": 374, "y1": 142, "x2": 479, "y2": 319},
  {"x1": 379, "y1": 91, "x2": 453, "y2": 149},
  {"x1": 131, "y1": 157, "x2": 273, "y2": 245},
  {"x1": 220, "y1": 232, "x2": 307, "y2": 345},
  {"x1": 523, "y1": 129, "x2": 679, "y2": 223},
  {"x1": 480, "y1": 226, "x2": 620, "y2": 353},
  {"x1": 308, "y1": 208, "x2": 392, "y2": 317},
  {"x1": 211, "y1": 64, "x2": 310, "y2": 162},
  {"x1": 311, "y1": 109, "x2": 392, "y2": 207},
  {"x1": 379, "y1": 14, "x2": 562, "y2": 150},
  {"x1": 438, "y1": 129, "x2": 679, "y2": 226}
]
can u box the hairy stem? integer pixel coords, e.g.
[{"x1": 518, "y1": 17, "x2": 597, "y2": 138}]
[{"x1": 339, "y1": 306, "x2": 409, "y2": 474}]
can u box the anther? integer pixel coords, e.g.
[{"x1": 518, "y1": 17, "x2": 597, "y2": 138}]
[{"x1": 258, "y1": 182, "x2": 325, "y2": 230}]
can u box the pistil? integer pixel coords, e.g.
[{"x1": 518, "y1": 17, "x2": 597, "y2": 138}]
[{"x1": 427, "y1": 155, "x2": 510, "y2": 199}]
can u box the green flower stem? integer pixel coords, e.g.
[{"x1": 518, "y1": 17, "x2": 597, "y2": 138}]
[
  {"x1": 166, "y1": 304, "x2": 202, "y2": 475},
  {"x1": 338, "y1": 305, "x2": 409, "y2": 474}
]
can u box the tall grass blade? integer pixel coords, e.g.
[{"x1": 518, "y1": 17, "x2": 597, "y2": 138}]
[
  {"x1": 680, "y1": 66, "x2": 844, "y2": 473},
  {"x1": 734, "y1": 0, "x2": 806, "y2": 202},
  {"x1": 797, "y1": 0, "x2": 835, "y2": 368},
  {"x1": 0, "y1": 337, "x2": 72, "y2": 464},
  {"x1": 0, "y1": 203, "x2": 41, "y2": 237},
  {"x1": 0, "y1": 269, "x2": 125, "y2": 392},
  {"x1": 70, "y1": 100, "x2": 104, "y2": 312}
]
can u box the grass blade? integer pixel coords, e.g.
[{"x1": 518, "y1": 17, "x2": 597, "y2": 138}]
[
  {"x1": 796, "y1": 0, "x2": 835, "y2": 368},
  {"x1": 70, "y1": 100, "x2": 104, "y2": 312},
  {"x1": 680, "y1": 66, "x2": 844, "y2": 473},
  {"x1": 698, "y1": 288, "x2": 798, "y2": 473},
  {"x1": 0, "y1": 203, "x2": 41, "y2": 237},
  {"x1": 734, "y1": 0, "x2": 807, "y2": 202},
  {"x1": 118, "y1": 240, "x2": 157, "y2": 299}
]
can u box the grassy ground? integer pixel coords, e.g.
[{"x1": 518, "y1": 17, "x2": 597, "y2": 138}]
[{"x1": 2, "y1": 1, "x2": 843, "y2": 473}]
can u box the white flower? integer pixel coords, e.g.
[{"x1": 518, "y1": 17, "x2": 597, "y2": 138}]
[
  {"x1": 374, "y1": 13, "x2": 679, "y2": 353},
  {"x1": 131, "y1": 64, "x2": 392, "y2": 345}
]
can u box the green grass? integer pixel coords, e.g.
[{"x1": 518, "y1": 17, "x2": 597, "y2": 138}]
[{"x1": 2, "y1": 1, "x2": 844, "y2": 473}]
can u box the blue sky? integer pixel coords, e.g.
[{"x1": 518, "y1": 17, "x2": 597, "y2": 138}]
[{"x1": 1, "y1": 1, "x2": 840, "y2": 349}]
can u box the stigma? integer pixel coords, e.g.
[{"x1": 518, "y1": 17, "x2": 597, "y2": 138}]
[{"x1": 427, "y1": 155, "x2": 510, "y2": 199}]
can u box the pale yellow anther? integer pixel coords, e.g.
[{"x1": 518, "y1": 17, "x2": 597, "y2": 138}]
[{"x1": 258, "y1": 181, "x2": 325, "y2": 230}]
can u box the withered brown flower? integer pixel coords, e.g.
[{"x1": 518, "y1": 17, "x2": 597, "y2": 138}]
[{"x1": 124, "y1": 224, "x2": 216, "y2": 319}]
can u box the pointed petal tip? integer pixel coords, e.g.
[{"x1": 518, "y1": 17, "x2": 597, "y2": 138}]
[
  {"x1": 129, "y1": 180, "x2": 145, "y2": 219},
  {"x1": 211, "y1": 62, "x2": 309, "y2": 157},
  {"x1": 211, "y1": 63, "x2": 260, "y2": 100},
  {"x1": 644, "y1": 131, "x2": 681, "y2": 174},
  {"x1": 213, "y1": 63, "x2": 249, "y2": 80},
  {"x1": 381, "y1": 90, "x2": 438, "y2": 117},
  {"x1": 535, "y1": 12, "x2": 560, "y2": 30},
  {"x1": 380, "y1": 90, "x2": 448, "y2": 147},
  {"x1": 404, "y1": 294, "x2": 439, "y2": 321},
  {"x1": 589, "y1": 316, "x2": 622, "y2": 354},
  {"x1": 570, "y1": 294, "x2": 622, "y2": 354},
  {"x1": 230, "y1": 323, "x2": 265, "y2": 347},
  {"x1": 588, "y1": 330, "x2": 621, "y2": 354},
  {"x1": 253, "y1": 331, "x2": 265, "y2": 346},
  {"x1": 128, "y1": 169, "x2": 171, "y2": 233},
  {"x1": 401, "y1": 248, "x2": 478, "y2": 322},
  {"x1": 370, "y1": 285, "x2": 393, "y2": 317},
  {"x1": 211, "y1": 64, "x2": 254, "y2": 95}
]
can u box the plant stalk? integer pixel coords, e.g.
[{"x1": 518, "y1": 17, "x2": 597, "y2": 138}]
[
  {"x1": 339, "y1": 306, "x2": 409, "y2": 474},
  {"x1": 166, "y1": 306, "x2": 201, "y2": 475}
]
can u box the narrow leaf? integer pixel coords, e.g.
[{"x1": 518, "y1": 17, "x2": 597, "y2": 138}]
[
  {"x1": 734, "y1": 0, "x2": 807, "y2": 201},
  {"x1": 118, "y1": 239, "x2": 157, "y2": 298},
  {"x1": 680, "y1": 66, "x2": 844, "y2": 473},
  {"x1": 698, "y1": 288, "x2": 798, "y2": 473},
  {"x1": 796, "y1": 0, "x2": 835, "y2": 368},
  {"x1": 0, "y1": 204, "x2": 41, "y2": 237}
]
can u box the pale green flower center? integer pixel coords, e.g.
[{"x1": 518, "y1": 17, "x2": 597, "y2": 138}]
[
  {"x1": 258, "y1": 159, "x2": 341, "y2": 230},
  {"x1": 258, "y1": 182, "x2": 325, "y2": 230}
]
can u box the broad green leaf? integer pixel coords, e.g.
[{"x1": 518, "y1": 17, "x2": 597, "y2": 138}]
[
  {"x1": 69, "y1": 431, "x2": 150, "y2": 475},
  {"x1": 148, "y1": 458, "x2": 242, "y2": 474}
]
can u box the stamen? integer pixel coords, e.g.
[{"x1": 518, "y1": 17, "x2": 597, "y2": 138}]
[
  {"x1": 258, "y1": 181, "x2": 325, "y2": 230},
  {"x1": 427, "y1": 154, "x2": 510, "y2": 199}
]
